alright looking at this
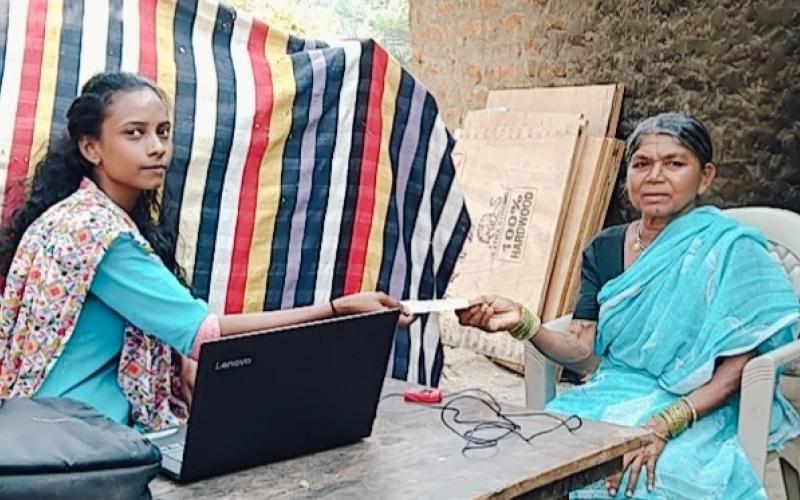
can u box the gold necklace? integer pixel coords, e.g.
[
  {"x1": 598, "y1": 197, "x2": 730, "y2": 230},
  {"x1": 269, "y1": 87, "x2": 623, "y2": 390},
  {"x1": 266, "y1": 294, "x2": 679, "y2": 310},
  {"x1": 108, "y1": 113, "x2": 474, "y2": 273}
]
[{"x1": 633, "y1": 221, "x2": 648, "y2": 252}]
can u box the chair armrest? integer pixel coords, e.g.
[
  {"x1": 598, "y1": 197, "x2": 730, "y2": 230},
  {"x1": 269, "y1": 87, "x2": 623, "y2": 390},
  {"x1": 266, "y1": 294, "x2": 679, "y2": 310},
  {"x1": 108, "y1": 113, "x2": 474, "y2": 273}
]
[
  {"x1": 545, "y1": 314, "x2": 572, "y2": 333},
  {"x1": 524, "y1": 314, "x2": 572, "y2": 409},
  {"x1": 738, "y1": 338, "x2": 800, "y2": 481}
]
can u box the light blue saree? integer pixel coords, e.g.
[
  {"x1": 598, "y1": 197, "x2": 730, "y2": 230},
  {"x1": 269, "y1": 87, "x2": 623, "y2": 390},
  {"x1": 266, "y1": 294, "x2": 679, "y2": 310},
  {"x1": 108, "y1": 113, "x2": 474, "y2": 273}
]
[{"x1": 547, "y1": 207, "x2": 800, "y2": 499}]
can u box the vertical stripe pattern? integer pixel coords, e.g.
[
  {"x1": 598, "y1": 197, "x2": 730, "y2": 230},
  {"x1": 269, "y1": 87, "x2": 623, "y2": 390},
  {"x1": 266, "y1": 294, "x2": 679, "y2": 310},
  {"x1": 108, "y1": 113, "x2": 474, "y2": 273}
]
[
  {"x1": 3, "y1": 0, "x2": 47, "y2": 225},
  {"x1": 47, "y1": 0, "x2": 82, "y2": 143},
  {"x1": 28, "y1": 0, "x2": 63, "y2": 174},
  {"x1": 0, "y1": 0, "x2": 470, "y2": 386},
  {"x1": 119, "y1": 0, "x2": 139, "y2": 73},
  {"x1": 106, "y1": 0, "x2": 124, "y2": 72},
  {"x1": 0, "y1": 1, "x2": 29, "y2": 213}
]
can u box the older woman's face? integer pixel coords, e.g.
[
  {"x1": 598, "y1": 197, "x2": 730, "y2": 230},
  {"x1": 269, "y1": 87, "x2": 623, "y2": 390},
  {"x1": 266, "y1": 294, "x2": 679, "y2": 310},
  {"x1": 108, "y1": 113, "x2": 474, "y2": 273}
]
[{"x1": 626, "y1": 134, "x2": 716, "y2": 219}]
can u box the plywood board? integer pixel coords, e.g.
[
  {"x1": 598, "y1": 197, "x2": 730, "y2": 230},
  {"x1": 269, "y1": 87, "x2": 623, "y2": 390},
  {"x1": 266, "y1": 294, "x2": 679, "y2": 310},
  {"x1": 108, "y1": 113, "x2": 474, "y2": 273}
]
[
  {"x1": 560, "y1": 139, "x2": 625, "y2": 315},
  {"x1": 487, "y1": 84, "x2": 625, "y2": 321},
  {"x1": 487, "y1": 84, "x2": 622, "y2": 138},
  {"x1": 540, "y1": 137, "x2": 610, "y2": 321},
  {"x1": 441, "y1": 109, "x2": 584, "y2": 366},
  {"x1": 608, "y1": 84, "x2": 625, "y2": 138}
]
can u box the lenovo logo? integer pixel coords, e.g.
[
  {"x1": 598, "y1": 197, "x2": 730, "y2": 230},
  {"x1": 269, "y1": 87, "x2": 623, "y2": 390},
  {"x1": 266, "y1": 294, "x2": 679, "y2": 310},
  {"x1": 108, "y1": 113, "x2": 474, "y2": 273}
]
[{"x1": 214, "y1": 357, "x2": 253, "y2": 371}]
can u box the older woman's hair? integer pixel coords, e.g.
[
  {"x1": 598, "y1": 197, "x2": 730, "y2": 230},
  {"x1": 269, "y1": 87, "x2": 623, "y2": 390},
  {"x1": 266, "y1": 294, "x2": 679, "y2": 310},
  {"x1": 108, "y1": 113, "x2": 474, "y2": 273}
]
[{"x1": 624, "y1": 112, "x2": 713, "y2": 167}]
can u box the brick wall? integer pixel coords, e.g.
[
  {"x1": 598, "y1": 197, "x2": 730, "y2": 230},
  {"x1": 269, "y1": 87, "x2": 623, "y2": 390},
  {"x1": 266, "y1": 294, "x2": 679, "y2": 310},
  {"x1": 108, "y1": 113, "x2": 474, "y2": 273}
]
[{"x1": 409, "y1": 0, "x2": 800, "y2": 222}]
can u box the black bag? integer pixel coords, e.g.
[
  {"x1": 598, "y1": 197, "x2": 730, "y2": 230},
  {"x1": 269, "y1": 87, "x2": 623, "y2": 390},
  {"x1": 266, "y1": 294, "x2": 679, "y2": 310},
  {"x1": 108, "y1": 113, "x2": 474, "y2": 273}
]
[{"x1": 0, "y1": 397, "x2": 161, "y2": 500}]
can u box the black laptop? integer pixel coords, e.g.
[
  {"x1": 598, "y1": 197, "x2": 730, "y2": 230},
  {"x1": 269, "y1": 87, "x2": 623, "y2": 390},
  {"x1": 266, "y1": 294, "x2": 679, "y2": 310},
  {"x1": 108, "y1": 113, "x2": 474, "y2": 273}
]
[{"x1": 146, "y1": 309, "x2": 400, "y2": 483}]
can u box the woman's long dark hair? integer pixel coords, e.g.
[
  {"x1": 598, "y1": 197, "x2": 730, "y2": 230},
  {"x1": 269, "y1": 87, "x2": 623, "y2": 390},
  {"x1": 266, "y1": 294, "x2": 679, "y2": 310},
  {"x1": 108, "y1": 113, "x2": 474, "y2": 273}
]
[{"x1": 0, "y1": 71, "x2": 185, "y2": 282}]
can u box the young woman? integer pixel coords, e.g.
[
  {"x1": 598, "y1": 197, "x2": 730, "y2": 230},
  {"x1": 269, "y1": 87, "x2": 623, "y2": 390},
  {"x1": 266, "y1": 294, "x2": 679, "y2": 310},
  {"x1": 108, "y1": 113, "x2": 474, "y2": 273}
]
[
  {"x1": 458, "y1": 113, "x2": 800, "y2": 498},
  {"x1": 0, "y1": 72, "x2": 410, "y2": 431}
]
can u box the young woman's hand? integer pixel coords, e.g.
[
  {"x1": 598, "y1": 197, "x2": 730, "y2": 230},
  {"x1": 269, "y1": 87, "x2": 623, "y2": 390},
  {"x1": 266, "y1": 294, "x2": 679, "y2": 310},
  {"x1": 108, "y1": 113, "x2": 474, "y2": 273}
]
[
  {"x1": 456, "y1": 295, "x2": 522, "y2": 332},
  {"x1": 178, "y1": 354, "x2": 198, "y2": 406},
  {"x1": 332, "y1": 292, "x2": 415, "y2": 326}
]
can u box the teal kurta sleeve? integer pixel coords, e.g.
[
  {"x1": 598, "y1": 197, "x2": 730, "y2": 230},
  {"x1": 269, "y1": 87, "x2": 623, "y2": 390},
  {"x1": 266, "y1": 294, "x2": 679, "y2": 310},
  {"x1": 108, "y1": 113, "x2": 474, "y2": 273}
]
[{"x1": 91, "y1": 234, "x2": 209, "y2": 355}]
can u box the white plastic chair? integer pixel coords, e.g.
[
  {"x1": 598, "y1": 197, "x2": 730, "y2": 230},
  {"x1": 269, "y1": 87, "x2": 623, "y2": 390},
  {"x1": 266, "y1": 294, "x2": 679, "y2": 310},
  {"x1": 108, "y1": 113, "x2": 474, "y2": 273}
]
[{"x1": 524, "y1": 206, "x2": 800, "y2": 499}]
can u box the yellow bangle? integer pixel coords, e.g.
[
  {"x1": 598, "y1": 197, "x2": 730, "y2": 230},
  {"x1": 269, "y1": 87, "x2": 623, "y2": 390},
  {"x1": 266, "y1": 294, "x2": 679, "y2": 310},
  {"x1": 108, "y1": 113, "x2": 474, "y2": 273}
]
[
  {"x1": 661, "y1": 401, "x2": 690, "y2": 439},
  {"x1": 679, "y1": 397, "x2": 698, "y2": 427}
]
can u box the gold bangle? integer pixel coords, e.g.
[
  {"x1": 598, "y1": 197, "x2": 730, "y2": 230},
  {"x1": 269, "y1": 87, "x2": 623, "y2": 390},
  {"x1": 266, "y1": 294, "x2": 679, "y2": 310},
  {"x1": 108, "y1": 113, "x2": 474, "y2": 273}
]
[
  {"x1": 655, "y1": 412, "x2": 671, "y2": 433},
  {"x1": 679, "y1": 397, "x2": 698, "y2": 427},
  {"x1": 656, "y1": 400, "x2": 691, "y2": 440},
  {"x1": 665, "y1": 402, "x2": 690, "y2": 438},
  {"x1": 670, "y1": 405, "x2": 686, "y2": 438}
]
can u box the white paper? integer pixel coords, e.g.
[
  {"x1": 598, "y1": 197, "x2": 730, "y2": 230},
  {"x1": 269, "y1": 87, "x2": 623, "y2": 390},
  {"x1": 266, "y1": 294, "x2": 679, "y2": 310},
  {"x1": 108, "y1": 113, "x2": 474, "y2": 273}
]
[
  {"x1": 400, "y1": 298, "x2": 471, "y2": 315},
  {"x1": 143, "y1": 427, "x2": 180, "y2": 440}
]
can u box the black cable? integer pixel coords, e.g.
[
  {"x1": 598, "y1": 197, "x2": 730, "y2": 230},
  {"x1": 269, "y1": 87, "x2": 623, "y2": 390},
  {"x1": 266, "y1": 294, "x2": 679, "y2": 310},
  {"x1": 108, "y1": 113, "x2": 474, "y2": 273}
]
[{"x1": 380, "y1": 388, "x2": 582, "y2": 455}]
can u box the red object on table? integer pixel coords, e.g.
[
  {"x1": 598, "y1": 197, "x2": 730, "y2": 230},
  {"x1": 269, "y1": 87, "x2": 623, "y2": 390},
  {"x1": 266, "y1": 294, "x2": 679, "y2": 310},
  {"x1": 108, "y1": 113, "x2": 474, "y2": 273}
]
[{"x1": 403, "y1": 388, "x2": 443, "y2": 404}]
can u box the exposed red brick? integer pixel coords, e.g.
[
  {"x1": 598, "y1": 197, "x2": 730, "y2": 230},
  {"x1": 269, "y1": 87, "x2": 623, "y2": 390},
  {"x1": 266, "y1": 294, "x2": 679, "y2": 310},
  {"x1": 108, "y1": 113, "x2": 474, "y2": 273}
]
[
  {"x1": 464, "y1": 64, "x2": 482, "y2": 82},
  {"x1": 458, "y1": 20, "x2": 481, "y2": 38},
  {"x1": 497, "y1": 63, "x2": 516, "y2": 81},
  {"x1": 504, "y1": 14, "x2": 523, "y2": 31},
  {"x1": 422, "y1": 25, "x2": 443, "y2": 41}
]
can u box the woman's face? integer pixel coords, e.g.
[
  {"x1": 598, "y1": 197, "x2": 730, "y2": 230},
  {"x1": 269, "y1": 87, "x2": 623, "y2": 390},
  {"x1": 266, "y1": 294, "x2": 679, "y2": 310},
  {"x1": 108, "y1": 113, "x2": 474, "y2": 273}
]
[
  {"x1": 626, "y1": 134, "x2": 716, "y2": 219},
  {"x1": 79, "y1": 88, "x2": 172, "y2": 208}
]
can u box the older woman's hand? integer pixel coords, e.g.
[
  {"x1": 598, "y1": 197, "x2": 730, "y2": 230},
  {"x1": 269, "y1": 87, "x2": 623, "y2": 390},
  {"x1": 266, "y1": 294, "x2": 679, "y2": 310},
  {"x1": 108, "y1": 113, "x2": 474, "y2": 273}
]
[
  {"x1": 606, "y1": 418, "x2": 668, "y2": 496},
  {"x1": 456, "y1": 295, "x2": 522, "y2": 333}
]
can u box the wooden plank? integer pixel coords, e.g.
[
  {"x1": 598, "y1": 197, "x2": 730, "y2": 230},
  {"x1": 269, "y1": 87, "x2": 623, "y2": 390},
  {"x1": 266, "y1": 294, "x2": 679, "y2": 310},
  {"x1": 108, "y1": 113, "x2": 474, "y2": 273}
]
[
  {"x1": 514, "y1": 457, "x2": 621, "y2": 500},
  {"x1": 150, "y1": 378, "x2": 652, "y2": 500},
  {"x1": 596, "y1": 140, "x2": 626, "y2": 231},
  {"x1": 487, "y1": 84, "x2": 622, "y2": 138},
  {"x1": 607, "y1": 84, "x2": 625, "y2": 138},
  {"x1": 560, "y1": 139, "x2": 624, "y2": 315},
  {"x1": 441, "y1": 110, "x2": 584, "y2": 366},
  {"x1": 541, "y1": 137, "x2": 609, "y2": 321}
]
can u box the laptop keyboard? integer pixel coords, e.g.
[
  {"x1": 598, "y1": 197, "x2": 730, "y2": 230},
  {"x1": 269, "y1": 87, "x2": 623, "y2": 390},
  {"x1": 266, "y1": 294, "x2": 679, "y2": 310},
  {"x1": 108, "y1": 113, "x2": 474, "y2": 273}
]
[{"x1": 159, "y1": 442, "x2": 185, "y2": 462}]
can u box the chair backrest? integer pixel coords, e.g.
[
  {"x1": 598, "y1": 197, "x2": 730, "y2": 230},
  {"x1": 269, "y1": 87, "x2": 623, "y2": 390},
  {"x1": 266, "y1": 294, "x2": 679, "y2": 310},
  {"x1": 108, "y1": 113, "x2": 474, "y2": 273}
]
[
  {"x1": 724, "y1": 207, "x2": 800, "y2": 296},
  {"x1": 729, "y1": 207, "x2": 800, "y2": 481}
]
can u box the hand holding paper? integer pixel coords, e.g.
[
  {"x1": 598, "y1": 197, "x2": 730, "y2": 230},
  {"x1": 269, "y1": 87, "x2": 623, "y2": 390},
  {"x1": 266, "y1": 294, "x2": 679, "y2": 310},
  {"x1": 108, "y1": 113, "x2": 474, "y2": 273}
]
[{"x1": 453, "y1": 295, "x2": 525, "y2": 333}]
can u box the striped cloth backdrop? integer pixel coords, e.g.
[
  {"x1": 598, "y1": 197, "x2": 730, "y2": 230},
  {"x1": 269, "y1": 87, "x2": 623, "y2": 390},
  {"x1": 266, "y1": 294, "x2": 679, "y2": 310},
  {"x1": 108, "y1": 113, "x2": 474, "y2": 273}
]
[{"x1": 0, "y1": 0, "x2": 470, "y2": 386}]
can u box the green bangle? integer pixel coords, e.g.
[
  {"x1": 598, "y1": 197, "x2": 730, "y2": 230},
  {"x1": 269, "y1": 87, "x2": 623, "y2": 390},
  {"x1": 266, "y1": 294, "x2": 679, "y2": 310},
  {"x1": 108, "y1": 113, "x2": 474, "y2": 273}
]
[{"x1": 509, "y1": 305, "x2": 541, "y2": 341}]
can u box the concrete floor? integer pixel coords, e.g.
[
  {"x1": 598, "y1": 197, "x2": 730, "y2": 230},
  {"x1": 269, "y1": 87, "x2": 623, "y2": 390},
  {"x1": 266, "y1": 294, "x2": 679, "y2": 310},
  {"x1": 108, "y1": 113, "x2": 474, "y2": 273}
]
[{"x1": 439, "y1": 345, "x2": 526, "y2": 407}]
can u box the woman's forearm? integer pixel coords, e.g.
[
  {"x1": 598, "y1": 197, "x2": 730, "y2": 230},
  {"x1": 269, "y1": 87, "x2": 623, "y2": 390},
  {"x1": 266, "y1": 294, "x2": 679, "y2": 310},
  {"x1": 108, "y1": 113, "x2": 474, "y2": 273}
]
[
  {"x1": 686, "y1": 352, "x2": 755, "y2": 418},
  {"x1": 646, "y1": 352, "x2": 754, "y2": 439},
  {"x1": 218, "y1": 303, "x2": 333, "y2": 336},
  {"x1": 216, "y1": 291, "x2": 407, "y2": 336},
  {"x1": 530, "y1": 319, "x2": 599, "y2": 375}
]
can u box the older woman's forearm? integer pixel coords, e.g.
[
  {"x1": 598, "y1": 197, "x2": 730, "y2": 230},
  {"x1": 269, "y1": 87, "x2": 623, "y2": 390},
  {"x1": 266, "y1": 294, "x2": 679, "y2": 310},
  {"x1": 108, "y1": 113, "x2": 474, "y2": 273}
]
[
  {"x1": 686, "y1": 352, "x2": 755, "y2": 418},
  {"x1": 530, "y1": 319, "x2": 600, "y2": 375}
]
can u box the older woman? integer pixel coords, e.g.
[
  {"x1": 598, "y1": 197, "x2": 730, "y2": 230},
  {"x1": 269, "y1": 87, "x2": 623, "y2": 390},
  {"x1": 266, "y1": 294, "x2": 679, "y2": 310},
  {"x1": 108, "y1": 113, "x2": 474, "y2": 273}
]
[{"x1": 458, "y1": 113, "x2": 800, "y2": 498}]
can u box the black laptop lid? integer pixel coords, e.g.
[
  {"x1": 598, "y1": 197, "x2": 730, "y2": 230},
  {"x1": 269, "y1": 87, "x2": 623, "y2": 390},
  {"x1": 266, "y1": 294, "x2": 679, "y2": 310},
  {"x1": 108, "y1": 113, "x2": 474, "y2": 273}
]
[{"x1": 180, "y1": 309, "x2": 399, "y2": 482}]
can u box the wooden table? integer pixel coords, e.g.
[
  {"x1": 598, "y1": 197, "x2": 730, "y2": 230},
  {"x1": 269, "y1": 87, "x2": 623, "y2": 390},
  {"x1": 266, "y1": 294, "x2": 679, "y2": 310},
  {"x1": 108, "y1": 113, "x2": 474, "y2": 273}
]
[{"x1": 151, "y1": 379, "x2": 650, "y2": 499}]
